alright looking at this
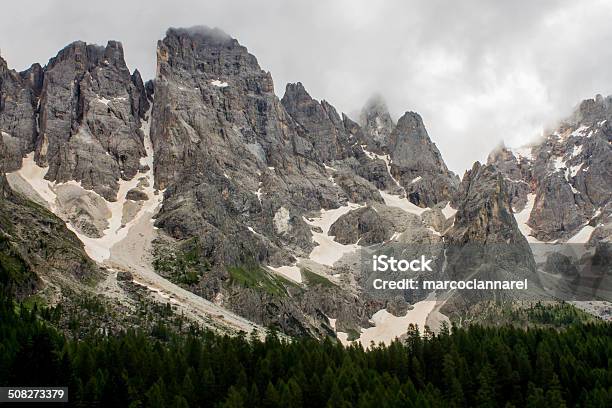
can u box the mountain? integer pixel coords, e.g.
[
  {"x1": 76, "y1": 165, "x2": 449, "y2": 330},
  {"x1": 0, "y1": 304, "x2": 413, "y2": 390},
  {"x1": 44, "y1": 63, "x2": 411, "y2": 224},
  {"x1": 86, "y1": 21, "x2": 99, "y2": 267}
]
[
  {"x1": 389, "y1": 112, "x2": 460, "y2": 207},
  {"x1": 442, "y1": 162, "x2": 541, "y2": 317},
  {"x1": 1, "y1": 26, "x2": 610, "y2": 341},
  {"x1": 0, "y1": 56, "x2": 40, "y2": 171},
  {"x1": 488, "y1": 94, "x2": 611, "y2": 244},
  {"x1": 359, "y1": 94, "x2": 395, "y2": 153},
  {"x1": 486, "y1": 95, "x2": 612, "y2": 319}
]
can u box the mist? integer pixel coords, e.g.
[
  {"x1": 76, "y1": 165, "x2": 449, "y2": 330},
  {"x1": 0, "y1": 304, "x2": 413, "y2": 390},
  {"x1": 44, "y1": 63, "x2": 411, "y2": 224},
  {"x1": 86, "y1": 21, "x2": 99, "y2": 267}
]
[{"x1": 1, "y1": 0, "x2": 611, "y2": 174}]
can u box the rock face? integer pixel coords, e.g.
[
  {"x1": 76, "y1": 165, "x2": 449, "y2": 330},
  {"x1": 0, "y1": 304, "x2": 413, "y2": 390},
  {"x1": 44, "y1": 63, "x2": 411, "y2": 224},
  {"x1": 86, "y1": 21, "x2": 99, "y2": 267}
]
[
  {"x1": 333, "y1": 171, "x2": 384, "y2": 204},
  {"x1": 281, "y1": 83, "x2": 352, "y2": 162},
  {"x1": 35, "y1": 41, "x2": 147, "y2": 201},
  {"x1": 149, "y1": 27, "x2": 381, "y2": 335},
  {"x1": 389, "y1": 112, "x2": 459, "y2": 207},
  {"x1": 444, "y1": 162, "x2": 538, "y2": 308},
  {"x1": 448, "y1": 163, "x2": 532, "y2": 247},
  {"x1": 151, "y1": 27, "x2": 341, "y2": 266},
  {"x1": 329, "y1": 206, "x2": 391, "y2": 245},
  {"x1": 486, "y1": 144, "x2": 532, "y2": 211},
  {"x1": 359, "y1": 95, "x2": 394, "y2": 153},
  {"x1": 488, "y1": 94, "x2": 612, "y2": 242},
  {"x1": 0, "y1": 56, "x2": 40, "y2": 171}
]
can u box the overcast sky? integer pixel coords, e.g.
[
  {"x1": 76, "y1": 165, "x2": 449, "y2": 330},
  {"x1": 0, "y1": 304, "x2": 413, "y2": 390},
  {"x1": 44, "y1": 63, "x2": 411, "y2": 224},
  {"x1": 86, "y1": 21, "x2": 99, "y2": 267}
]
[{"x1": 2, "y1": 0, "x2": 612, "y2": 174}]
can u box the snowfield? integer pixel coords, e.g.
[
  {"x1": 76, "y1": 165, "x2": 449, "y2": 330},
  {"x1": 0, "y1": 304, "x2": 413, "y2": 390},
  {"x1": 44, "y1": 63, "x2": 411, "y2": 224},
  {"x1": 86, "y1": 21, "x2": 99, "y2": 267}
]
[
  {"x1": 67, "y1": 115, "x2": 162, "y2": 262},
  {"x1": 339, "y1": 292, "x2": 438, "y2": 347},
  {"x1": 380, "y1": 191, "x2": 427, "y2": 215},
  {"x1": 441, "y1": 202, "x2": 457, "y2": 219},
  {"x1": 567, "y1": 224, "x2": 595, "y2": 244},
  {"x1": 304, "y1": 203, "x2": 363, "y2": 266},
  {"x1": 12, "y1": 153, "x2": 58, "y2": 210},
  {"x1": 268, "y1": 264, "x2": 303, "y2": 283}
]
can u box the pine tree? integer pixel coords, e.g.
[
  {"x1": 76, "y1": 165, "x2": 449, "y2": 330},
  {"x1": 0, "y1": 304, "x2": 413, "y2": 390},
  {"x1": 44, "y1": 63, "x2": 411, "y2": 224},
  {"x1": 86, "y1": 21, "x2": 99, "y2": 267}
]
[{"x1": 475, "y1": 363, "x2": 496, "y2": 408}]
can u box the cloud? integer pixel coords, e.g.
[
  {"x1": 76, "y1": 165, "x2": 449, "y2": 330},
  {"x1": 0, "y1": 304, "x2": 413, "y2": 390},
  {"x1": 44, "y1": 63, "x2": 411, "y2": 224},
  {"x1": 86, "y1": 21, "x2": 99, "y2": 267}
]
[{"x1": 1, "y1": 0, "x2": 611, "y2": 173}]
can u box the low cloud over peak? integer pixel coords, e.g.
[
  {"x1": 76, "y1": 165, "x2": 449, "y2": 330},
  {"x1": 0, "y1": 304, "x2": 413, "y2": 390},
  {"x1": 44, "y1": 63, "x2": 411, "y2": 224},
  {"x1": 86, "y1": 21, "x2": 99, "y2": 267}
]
[{"x1": 1, "y1": 0, "x2": 611, "y2": 173}]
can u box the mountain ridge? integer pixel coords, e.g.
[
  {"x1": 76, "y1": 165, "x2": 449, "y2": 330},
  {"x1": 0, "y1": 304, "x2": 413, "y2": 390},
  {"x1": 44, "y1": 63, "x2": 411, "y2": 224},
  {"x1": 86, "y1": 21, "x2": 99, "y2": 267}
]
[{"x1": 1, "y1": 25, "x2": 610, "y2": 339}]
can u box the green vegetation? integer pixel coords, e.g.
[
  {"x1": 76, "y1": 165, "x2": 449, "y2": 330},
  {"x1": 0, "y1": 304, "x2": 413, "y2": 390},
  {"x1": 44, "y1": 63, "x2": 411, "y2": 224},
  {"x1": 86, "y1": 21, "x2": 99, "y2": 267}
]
[
  {"x1": 228, "y1": 265, "x2": 296, "y2": 297},
  {"x1": 345, "y1": 328, "x2": 361, "y2": 342},
  {"x1": 302, "y1": 268, "x2": 337, "y2": 288},
  {"x1": 153, "y1": 238, "x2": 211, "y2": 285},
  {"x1": 1, "y1": 288, "x2": 611, "y2": 407},
  {"x1": 0, "y1": 234, "x2": 32, "y2": 291},
  {"x1": 463, "y1": 301, "x2": 599, "y2": 328}
]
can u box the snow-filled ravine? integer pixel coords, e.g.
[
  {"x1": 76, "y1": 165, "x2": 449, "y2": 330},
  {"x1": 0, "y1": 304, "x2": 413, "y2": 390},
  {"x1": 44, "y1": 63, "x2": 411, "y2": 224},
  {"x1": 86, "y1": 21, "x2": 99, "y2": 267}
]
[
  {"x1": 9, "y1": 113, "x2": 162, "y2": 263},
  {"x1": 514, "y1": 194, "x2": 542, "y2": 244}
]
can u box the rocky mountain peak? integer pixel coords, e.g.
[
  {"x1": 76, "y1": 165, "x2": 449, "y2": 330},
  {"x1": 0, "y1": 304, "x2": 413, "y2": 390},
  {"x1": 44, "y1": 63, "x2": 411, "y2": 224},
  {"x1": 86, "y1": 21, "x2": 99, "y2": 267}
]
[
  {"x1": 282, "y1": 82, "x2": 312, "y2": 106},
  {"x1": 281, "y1": 82, "x2": 351, "y2": 162},
  {"x1": 158, "y1": 26, "x2": 267, "y2": 89},
  {"x1": 570, "y1": 93, "x2": 612, "y2": 125},
  {"x1": 450, "y1": 161, "x2": 534, "y2": 250},
  {"x1": 34, "y1": 39, "x2": 147, "y2": 200},
  {"x1": 168, "y1": 26, "x2": 234, "y2": 46},
  {"x1": 48, "y1": 40, "x2": 129, "y2": 74},
  {"x1": 450, "y1": 161, "x2": 530, "y2": 245},
  {"x1": 0, "y1": 56, "x2": 39, "y2": 171},
  {"x1": 488, "y1": 93, "x2": 611, "y2": 243},
  {"x1": 442, "y1": 162, "x2": 538, "y2": 312},
  {"x1": 486, "y1": 143, "x2": 534, "y2": 211},
  {"x1": 390, "y1": 112, "x2": 427, "y2": 159},
  {"x1": 358, "y1": 94, "x2": 394, "y2": 153},
  {"x1": 387, "y1": 111, "x2": 458, "y2": 207}
]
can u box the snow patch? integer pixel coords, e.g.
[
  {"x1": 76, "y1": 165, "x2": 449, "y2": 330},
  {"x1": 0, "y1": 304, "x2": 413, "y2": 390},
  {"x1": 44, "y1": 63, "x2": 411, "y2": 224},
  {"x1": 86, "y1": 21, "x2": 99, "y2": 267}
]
[
  {"x1": 567, "y1": 224, "x2": 595, "y2": 244},
  {"x1": 323, "y1": 163, "x2": 337, "y2": 172},
  {"x1": 211, "y1": 79, "x2": 229, "y2": 88},
  {"x1": 571, "y1": 144, "x2": 583, "y2": 158},
  {"x1": 441, "y1": 202, "x2": 457, "y2": 219},
  {"x1": 273, "y1": 207, "x2": 291, "y2": 234},
  {"x1": 569, "y1": 164, "x2": 582, "y2": 178},
  {"x1": 571, "y1": 125, "x2": 590, "y2": 138},
  {"x1": 427, "y1": 227, "x2": 441, "y2": 236},
  {"x1": 514, "y1": 194, "x2": 542, "y2": 243},
  {"x1": 380, "y1": 191, "x2": 427, "y2": 215},
  {"x1": 354, "y1": 293, "x2": 437, "y2": 347},
  {"x1": 411, "y1": 176, "x2": 422, "y2": 184},
  {"x1": 268, "y1": 265, "x2": 302, "y2": 283},
  {"x1": 510, "y1": 145, "x2": 534, "y2": 161},
  {"x1": 255, "y1": 183, "x2": 263, "y2": 202},
  {"x1": 304, "y1": 203, "x2": 362, "y2": 266},
  {"x1": 553, "y1": 156, "x2": 565, "y2": 172},
  {"x1": 11, "y1": 153, "x2": 58, "y2": 210}
]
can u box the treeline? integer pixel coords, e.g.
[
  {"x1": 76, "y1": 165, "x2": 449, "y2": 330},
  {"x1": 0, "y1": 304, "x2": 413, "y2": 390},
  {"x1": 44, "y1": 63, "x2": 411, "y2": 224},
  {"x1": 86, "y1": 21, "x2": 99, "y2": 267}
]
[{"x1": 0, "y1": 294, "x2": 611, "y2": 407}]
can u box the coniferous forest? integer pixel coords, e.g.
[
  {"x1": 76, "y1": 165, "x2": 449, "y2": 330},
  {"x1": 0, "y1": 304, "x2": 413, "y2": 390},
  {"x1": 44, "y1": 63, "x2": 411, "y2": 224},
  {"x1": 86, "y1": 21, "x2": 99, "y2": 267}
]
[{"x1": 1, "y1": 290, "x2": 611, "y2": 407}]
